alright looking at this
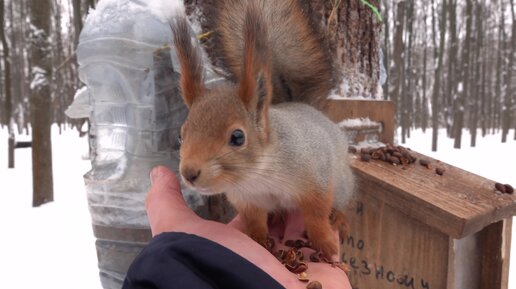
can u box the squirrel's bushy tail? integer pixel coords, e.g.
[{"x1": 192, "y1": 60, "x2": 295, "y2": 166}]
[{"x1": 199, "y1": 0, "x2": 335, "y2": 110}]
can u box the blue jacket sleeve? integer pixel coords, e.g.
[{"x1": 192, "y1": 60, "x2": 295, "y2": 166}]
[{"x1": 122, "y1": 232, "x2": 285, "y2": 289}]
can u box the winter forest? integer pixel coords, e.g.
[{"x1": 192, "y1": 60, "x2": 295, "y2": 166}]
[{"x1": 0, "y1": 0, "x2": 515, "y2": 197}]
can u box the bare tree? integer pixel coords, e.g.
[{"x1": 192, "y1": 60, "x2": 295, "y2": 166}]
[
  {"x1": 390, "y1": 1, "x2": 406, "y2": 123},
  {"x1": 470, "y1": 0, "x2": 483, "y2": 147},
  {"x1": 431, "y1": 0, "x2": 447, "y2": 151},
  {"x1": 447, "y1": 0, "x2": 458, "y2": 136},
  {"x1": 454, "y1": 0, "x2": 473, "y2": 149},
  {"x1": 1, "y1": 0, "x2": 14, "y2": 168},
  {"x1": 503, "y1": 0, "x2": 515, "y2": 142},
  {"x1": 72, "y1": 0, "x2": 82, "y2": 49},
  {"x1": 30, "y1": 0, "x2": 54, "y2": 207}
]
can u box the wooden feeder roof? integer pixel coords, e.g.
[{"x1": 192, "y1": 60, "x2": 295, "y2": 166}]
[{"x1": 351, "y1": 151, "x2": 516, "y2": 239}]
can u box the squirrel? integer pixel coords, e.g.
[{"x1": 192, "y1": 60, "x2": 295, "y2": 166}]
[{"x1": 171, "y1": 0, "x2": 354, "y2": 258}]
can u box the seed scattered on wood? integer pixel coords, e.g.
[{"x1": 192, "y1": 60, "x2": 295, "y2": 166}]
[
  {"x1": 306, "y1": 281, "x2": 323, "y2": 289},
  {"x1": 419, "y1": 159, "x2": 430, "y2": 168},
  {"x1": 505, "y1": 184, "x2": 514, "y2": 194},
  {"x1": 388, "y1": 156, "x2": 401, "y2": 165},
  {"x1": 356, "y1": 145, "x2": 419, "y2": 167},
  {"x1": 495, "y1": 183, "x2": 507, "y2": 194},
  {"x1": 435, "y1": 168, "x2": 445, "y2": 176},
  {"x1": 361, "y1": 154, "x2": 371, "y2": 162}
]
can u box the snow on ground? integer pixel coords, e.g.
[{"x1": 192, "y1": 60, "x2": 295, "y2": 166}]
[
  {"x1": 0, "y1": 126, "x2": 514, "y2": 288},
  {"x1": 0, "y1": 126, "x2": 101, "y2": 289}
]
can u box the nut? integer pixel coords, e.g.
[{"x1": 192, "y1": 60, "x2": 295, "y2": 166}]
[
  {"x1": 294, "y1": 239, "x2": 306, "y2": 249},
  {"x1": 361, "y1": 154, "x2": 371, "y2": 162},
  {"x1": 419, "y1": 159, "x2": 430, "y2": 168},
  {"x1": 297, "y1": 272, "x2": 310, "y2": 282},
  {"x1": 388, "y1": 156, "x2": 401, "y2": 165},
  {"x1": 285, "y1": 261, "x2": 308, "y2": 273},
  {"x1": 360, "y1": 147, "x2": 371, "y2": 154},
  {"x1": 265, "y1": 236, "x2": 275, "y2": 252},
  {"x1": 495, "y1": 183, "x2": 507, "y2": 194},
  {"x1": 306, "y1": 281, "x2": 323, "y2": 289},
  {"x1": 348, "y1": 146, "x2": 357, "y2": 154},
  {"x1": 284, "y1": 240, "x2": 296, "y2": 247},
  {"x1": 274, "y1": 250, "x2": 287, "y2": 263},
  {"x1": 435, "y1": 167, "x2": 445, "y2": 176},
  {"x1": 310, "y1": 251, "x2": 322, "y2": 262}
]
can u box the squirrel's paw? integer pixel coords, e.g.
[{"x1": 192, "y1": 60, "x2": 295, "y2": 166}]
[
  {"x1": 247, "y1": 225, "x2": 269, "y2": 249},
  {"x1": 310, "y1": 233, "x2": 339, "y2": 259},
  {"x1": 330, "y1": 208, "x2": 349, "y2": 243}
]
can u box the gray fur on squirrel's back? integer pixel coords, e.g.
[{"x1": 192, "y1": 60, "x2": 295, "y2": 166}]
[{"x1": 269, "y1": 103, "x2": 354, "y2": 210}]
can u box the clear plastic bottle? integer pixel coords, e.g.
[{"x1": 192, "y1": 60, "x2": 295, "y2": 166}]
[{"x1": 74, "y1": 1, "x2": 189, "y2": 287}]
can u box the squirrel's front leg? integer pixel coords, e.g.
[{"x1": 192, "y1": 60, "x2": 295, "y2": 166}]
[
  {"x1": 235, "y1": 203, "x2": 269, "y2": 247},
  {"x1": 298, "y1": 191, "x2": 339, "y2": 258}
]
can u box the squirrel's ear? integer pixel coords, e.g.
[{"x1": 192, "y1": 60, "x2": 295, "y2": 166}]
[
  {"x1": 238, "y1": 7, "x2": 273, "y2": 131},
  {"x1": 171, "y1": 17, "x2": 205, "y2": 108}
]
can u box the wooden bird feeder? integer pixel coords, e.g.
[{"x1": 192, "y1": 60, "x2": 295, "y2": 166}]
[{"x1": 325, "y1": 99, "x2": 516, "y2": 289}]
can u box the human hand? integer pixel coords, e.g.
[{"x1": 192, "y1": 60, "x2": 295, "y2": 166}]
[{"x1": 146, "y1": 166, "x2": 351, "y2": 289}]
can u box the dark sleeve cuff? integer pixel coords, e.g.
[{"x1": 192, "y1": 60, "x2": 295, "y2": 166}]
[{"x1": 123, "y1": 232, "x2": 285, "y2": 289}]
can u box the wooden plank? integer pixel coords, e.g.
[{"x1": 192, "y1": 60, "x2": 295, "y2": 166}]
[
  {"x1": 479, "y1": 219, "x2": 512, "y2": 289},
  {"x1": 343, "y1": 191, "x2": 450, "y2": 289},
  {"x1": 324, "y1": 99, "x2": 395, "y2": 144},
  {"x1": 350, "y1": 152, "x2": 516, "y2": 239}
]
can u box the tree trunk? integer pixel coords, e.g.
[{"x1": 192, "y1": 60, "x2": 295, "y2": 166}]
[
  {"x1": 494, "y1": 3, "x2": 505, "y2": 134},
  {"x1": 327, "y1": 0, "x2": 381, "y2": 98},
  {"x1": 30, "y1": 0, "x2": 54, "y2": 207},
  {"x1": 1, "y1": 0, "x2": 14, "y2": 168},
  {"x1": 422, "y1": 9, "x2": 428, "y2": 133},
  {"x1": 390, "y1": 1, "x2": 406, "y2": 123},
  {"x1": 447, "y1": 0, "x2": 458, "y2": 137},
  {"x1": 72, "y1": 0, "x2": 82, "y2": 49},
  {"x1": 454, "y1": 0, "x2": 473, "y2": 149},
  {"x1": 383, "y1": 0, "x2": 390, "y2": 101},
  {"x1": 431, "y1": 0, "x2": 447, "y2": 151},
  {"x1": 470, "y1": 0, "x2": 483, "y2": 147},
  {"x1": 503, "y1": 0, "x2": 515, "y2": 142}
]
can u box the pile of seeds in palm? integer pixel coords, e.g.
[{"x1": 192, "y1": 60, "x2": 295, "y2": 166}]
[{"x1": 268, "y1": 237, "x2": 348, "y2": 289}]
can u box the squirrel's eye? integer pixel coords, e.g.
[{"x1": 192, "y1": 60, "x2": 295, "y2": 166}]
[{"x1": 229, "y1": 129, "x2": 245, "y2": 147}]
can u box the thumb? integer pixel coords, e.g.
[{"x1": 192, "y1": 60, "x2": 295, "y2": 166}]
[{"x1": 146, "y1": 166, "x2": 199, "y2": 236}]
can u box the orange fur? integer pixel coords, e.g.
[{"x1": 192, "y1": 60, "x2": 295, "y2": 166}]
[
  {"x1": 298, "y1": 190, "x2": 339, "y2": 257},
  {"x1": 234, "y1": 203, "x2": 269, "y2": 246},
  {"x1": 171, "y1": 2, "x2": 352, "y2": 259},
  {"x1": 171, "y1": 17, "x2": 204, "y2": 107}
]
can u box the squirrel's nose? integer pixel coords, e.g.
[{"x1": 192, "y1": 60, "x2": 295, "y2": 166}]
[{"x1": 182, "y1": 168, "x2": 201, "y2": 184}]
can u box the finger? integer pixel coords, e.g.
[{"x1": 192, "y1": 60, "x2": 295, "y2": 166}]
[{"x1": 145, "y1": 166, "x2": 198, "y2": 236}]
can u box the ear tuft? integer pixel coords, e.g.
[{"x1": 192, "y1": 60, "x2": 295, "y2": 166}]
[
  {"x1": 171, "y1": 16, "x2": 205, "y2": 107},
  {"x1": 238, "y1": 5, "x2": 272, "y2": 113}
]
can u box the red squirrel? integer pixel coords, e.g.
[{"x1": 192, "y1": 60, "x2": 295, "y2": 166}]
[{"x1": 171, "y1": 0, "x2": 354, "y2": 258}]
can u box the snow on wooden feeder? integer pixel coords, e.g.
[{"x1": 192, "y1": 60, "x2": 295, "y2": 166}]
[{"x1": 325, "y1": 99, "x2": 516, "y2": 289}]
